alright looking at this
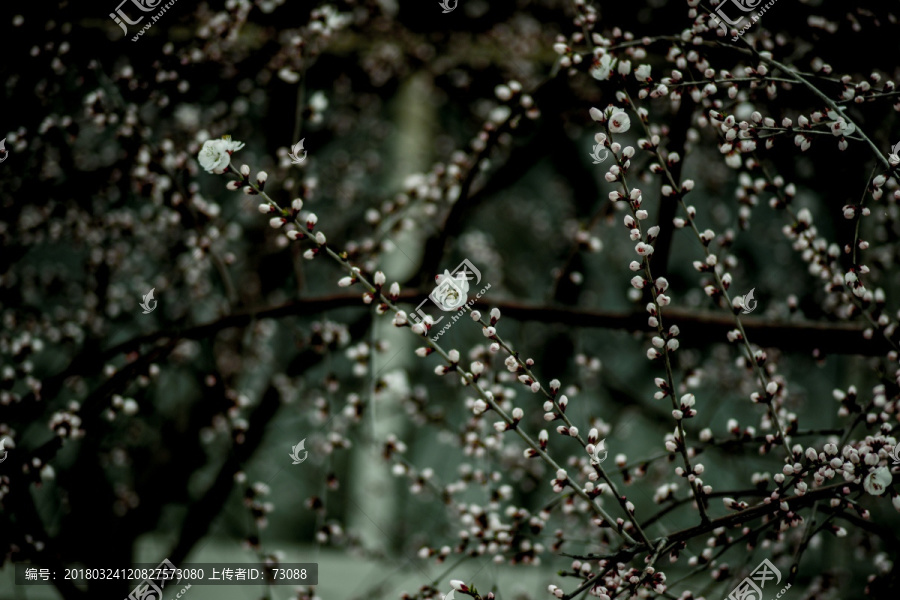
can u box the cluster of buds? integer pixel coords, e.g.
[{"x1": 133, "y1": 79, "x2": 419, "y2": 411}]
[
  {"x1": 523, "y1": 430, "x2": 549, "y2": 459},
  {"x1": 842, "y1": 267, "x2": 870, "y2": 300},
  {"x1": 243, "y1": 481, "x2": 275, "y2": 529},
  {"x1": 551, "y1": 37, "x2": 582, "y2": 69},
  {"x1": 105, "y1": 394, "x2": 139, "y2": 421},
  {"x1": 345, "y1": 343, "x2": 373, "y2": 378},
  {"x1": 751, "y1": 380, "x2": 782, "y2": 405},
  {"x1": 653, "y1": 377, "x2": 672, "y2": 400},
  {"x1": 551, "y1": 468, "x2": 569, "y2": 493},
  {"x1": 493, "y1": 407, "x2": 524, "y2": 433},
  {"x1": 434, "y1": 350, "x2": 460, "y2": 376},
  {"x1": 411, "y1": 315, "x2": 435, "y2": 338},
  {"x1": 515, "y1": 371, "x2": 541, "y2": 394},
  {"x1": 542, "y1": 395, "x2": 568, "y2": 422},
  {"x1": 673, "y1": 462, "x2": 705, "y2": 483},
  {"x1": 653, "y1": 483, "x2": 678, "y2": 504},
  {"x1": 301, "y1": 230, "x2": 327, "y2": 260},
  {"x1": 353, "y1": 270, "x2": 399, "y2": 312},
  {"x1": 478, "y1": 308, "x2": 502, "y2": 343},
  {"x1": 671, "y1": 393, "x2": 696, "y2": 421},
  {"x1": 647, "y1": 323, "x2": 679, "y2": 360},
  {"x1": 832, "y1": 386, "x2": 858, "y2": 418},
  {"x1": 224, "y1": 163, "x2": 262, "y2": 194},
  {"x1": 494, "y1": 80, "x2": 538, "y2": 121},
  {"x1": 726, "y1": 418, "x2": 757, "y2": 441},
  {"x1": 337, "y1": 266, "x2": 362, "y2": 289},
  {"x1": 574, "y1": 229, "x2": 603, "y2": 253},
  {"x1": 722, "y1": 497, "x2": 750, "y2": 511},
  {"x1": 49, "y1": 406, "x2": 85, "y2": 439},
  {"x1": 409, "y1": 467, "x2": 435, "y2": 495}
]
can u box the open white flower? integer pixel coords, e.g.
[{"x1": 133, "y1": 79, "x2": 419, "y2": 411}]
[
  {"x1": 608, "y1": 112, "x2": 631, "y2": 133},
  {"x1": 863, "y1": 466, "x2": 892, "y2": 496},
  {"x1": 829, "y1": 118, "x2": 855, "y2": 137},
  {"x1": 590, "y1": 54, "x2": 616, "y2": 81},
  {"x1": 635, "y1": 64, "x2": 652, "y2": 82},
  {"x1": 198, "y1": 136, "x2": 245, "y2": 174},
  {"x1": 826, "y1": 110, "x2": 856, "y2": 137}
]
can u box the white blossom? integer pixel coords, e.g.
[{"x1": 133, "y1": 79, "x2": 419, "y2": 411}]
[
  {"x1": 198, "y1": 137, "x2": 245, "y2": 174},
  {"x1": 635, "y1": 64, "x2": 651, "y2": 82},
  {"x1": 863, "y1": 466, "x2": 892, "y2": 495},
  {"x1": 827, "y1": 110, "x2": 856, "y2": 137},
  {"x1": 609, "y1": 112, "x2": 631, "y2": 133},
  {"x1": 591, "y1": 54, "x2": 616, "y2": 81}
]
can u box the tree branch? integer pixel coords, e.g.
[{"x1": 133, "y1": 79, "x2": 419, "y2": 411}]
[{"x1": 98, "y1": 293, "x2": 890, "y2": 361}]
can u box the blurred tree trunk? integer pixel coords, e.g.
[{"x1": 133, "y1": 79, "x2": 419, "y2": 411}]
[{"x1": 348, "y1": 71, "x2": 435, "y2": 553}]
